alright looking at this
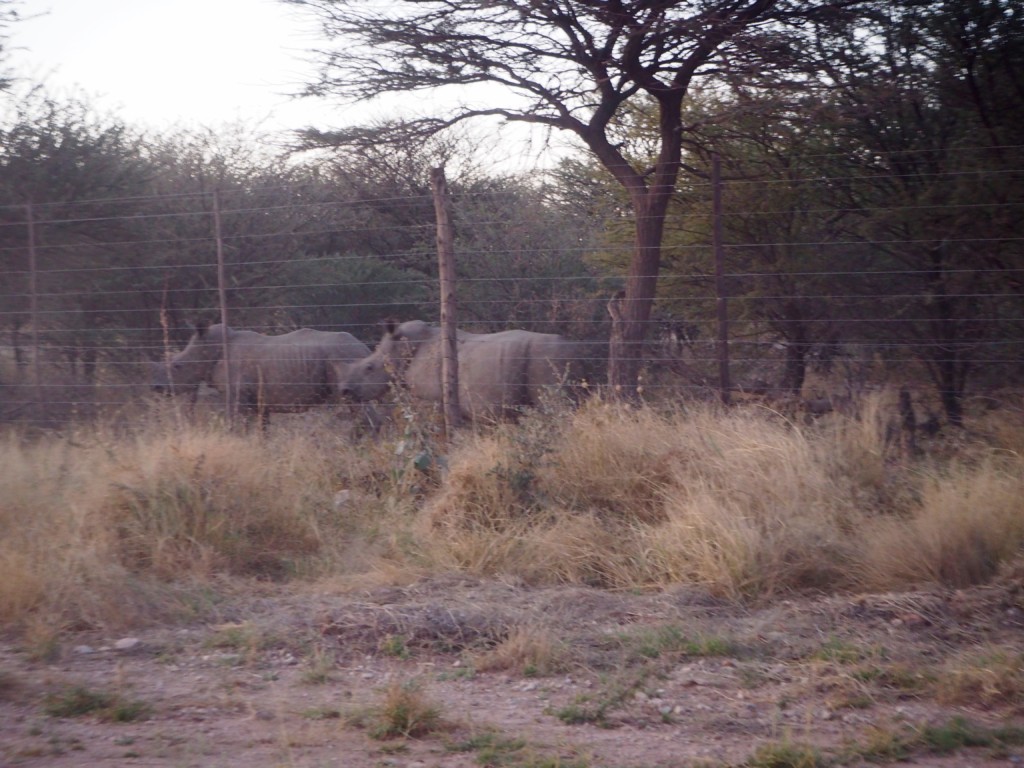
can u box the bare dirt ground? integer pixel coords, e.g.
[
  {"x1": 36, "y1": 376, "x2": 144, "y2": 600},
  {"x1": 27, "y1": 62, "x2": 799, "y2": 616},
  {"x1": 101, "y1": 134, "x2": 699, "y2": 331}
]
[{"x1": 3, "y1": 572, "x2": 1023, "y2": 768}]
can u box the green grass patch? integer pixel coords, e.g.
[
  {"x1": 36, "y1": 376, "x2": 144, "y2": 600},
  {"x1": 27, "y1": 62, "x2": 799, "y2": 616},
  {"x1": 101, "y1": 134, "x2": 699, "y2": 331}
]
[
  {"x1": 448, "y1": 730, "x2": 528, "y2": 764},
  {"x1": 744, "y1": 740, "x2": 826, "y2": 767},
  {"x1": 918, "y1": 716, "x2": 1024, "y2": 754},
  {"x1": 624, "y1": 624, "x2": 738, "y2": 661},
  {"x1": 379, "y1": 634, "x2": 411, "y2": 659},
  {"x1": 43, "y1": 685, "x2": 150, "y2": 722},
  {"x1": 840, "y1": 726, "x2": 915, "y2": 763},
  {"x1": 851, "y1": 662, "x2": 933, "y2": 693},
  {"x1": 843, "y1": 717, "x2": 1024, "y2": 763},
  {"x1": 811, "y1": 637, "x2": 879, "y2": 665},
  {"x1": 447, "y1": 730, "x2": 592, "y2": 768}
]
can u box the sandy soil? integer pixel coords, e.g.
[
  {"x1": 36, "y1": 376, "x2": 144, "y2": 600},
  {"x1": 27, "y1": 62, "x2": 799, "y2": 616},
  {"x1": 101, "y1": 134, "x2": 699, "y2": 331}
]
[{"x1": 2, "y1": 573, "x2": 1023, "y2": 768}]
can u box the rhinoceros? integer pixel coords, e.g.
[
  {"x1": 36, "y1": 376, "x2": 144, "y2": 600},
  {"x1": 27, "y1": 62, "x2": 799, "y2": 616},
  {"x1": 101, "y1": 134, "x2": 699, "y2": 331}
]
[
  {"x1": 150, "y1": 323, "x2": 373, "y2": 427},
  {"x1": 333, "y1": 319, "x2": 584, "y2": 421}
]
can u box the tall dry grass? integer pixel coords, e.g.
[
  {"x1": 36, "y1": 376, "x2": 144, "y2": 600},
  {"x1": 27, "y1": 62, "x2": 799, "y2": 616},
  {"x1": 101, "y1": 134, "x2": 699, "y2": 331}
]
[
  {"x1": 0, "y1": 411, "x2": 395, "y2": 634},
  {"x1": 413, "y1": 392, "x2": 1024, "y2": 599},
  {"x1": 2, "y1": 390, "x2": 1022, "y2": 637}
]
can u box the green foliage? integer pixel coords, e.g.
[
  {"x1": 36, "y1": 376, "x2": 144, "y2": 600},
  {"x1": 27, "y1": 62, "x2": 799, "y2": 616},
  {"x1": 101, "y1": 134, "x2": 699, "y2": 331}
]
[
  {"x1": 551, "y1": 698, "x2": 607, "y2": 727},
  {"x1": 451, "y1": 178, "x2": 610, "y2": 337},
  {"x1": 379, "y1": 634, "x2": 411, "y2": 659},
  {"x1": 743, "y1": 740, "x2": 826, "y2": 768},
  {"x1": 447, "y1": 730, "x2": 527, "y2": 763},
  {"x1": 43, "y1": 686, "x2": 113, "y2": 718},
  {"x1": 275, "y1": 255, "x2": 429, "y2": 340},
  {"x1": 552, "y1": 2, "x2": 1024, "y2": 413},
  {"x1": 920, "y1": 719, "x2": 989, "y2": 753},
  {"x1": 449, "y1": 729, "x2": 592, "y2": 768},
  {"x1": 850, "y1": 663, "x2": 934, "y2": 694},
  {"x1": 300, "y1": 646, "x2": 336, "y2": 685},
  {"x1": 550, "y1": 669, "x2": 649, "y2": 728},
  {"x1": 846, "y1": 717, "x2": 1024, "y2": 763}
]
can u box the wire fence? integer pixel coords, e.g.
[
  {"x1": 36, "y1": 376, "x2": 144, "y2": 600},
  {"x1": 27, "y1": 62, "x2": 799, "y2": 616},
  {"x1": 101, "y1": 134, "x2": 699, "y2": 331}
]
[{"x1": 1, "y1": 166, "x2": 1022, "y2": 428}]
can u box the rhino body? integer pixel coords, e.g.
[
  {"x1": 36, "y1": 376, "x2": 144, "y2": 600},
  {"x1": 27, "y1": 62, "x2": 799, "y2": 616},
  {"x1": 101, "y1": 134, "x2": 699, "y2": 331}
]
[
  {"x1": 151, "y1": 324, "x2": 372, "y2": 425},
  {"x1": 334, "y1": 319, "x2": 583, "y2": 420}
]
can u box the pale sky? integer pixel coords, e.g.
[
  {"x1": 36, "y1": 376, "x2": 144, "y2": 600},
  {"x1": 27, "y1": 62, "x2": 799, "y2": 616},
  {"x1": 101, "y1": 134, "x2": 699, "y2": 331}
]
[
  {"x1": 7, "y1": 0, "x2": 337, "y2": 133},
  {"x1": 5, "y1": 0, "x2": 570, "y2": 169}
]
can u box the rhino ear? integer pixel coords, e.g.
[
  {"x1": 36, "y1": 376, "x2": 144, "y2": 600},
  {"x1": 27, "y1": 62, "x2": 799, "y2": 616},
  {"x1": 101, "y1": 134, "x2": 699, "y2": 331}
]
[
  {"x1": 383, "y1": 317, "x2": 400, "y2": 336},
  {"x1": 195, "y1": 311, "x2": 221, "y2": 336}
]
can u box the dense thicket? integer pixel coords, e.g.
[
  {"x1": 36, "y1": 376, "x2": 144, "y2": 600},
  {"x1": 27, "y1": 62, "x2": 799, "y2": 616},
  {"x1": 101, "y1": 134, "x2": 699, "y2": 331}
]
[{"x1": 557, "y1": 0, "x2": 1024, "y2": 423}]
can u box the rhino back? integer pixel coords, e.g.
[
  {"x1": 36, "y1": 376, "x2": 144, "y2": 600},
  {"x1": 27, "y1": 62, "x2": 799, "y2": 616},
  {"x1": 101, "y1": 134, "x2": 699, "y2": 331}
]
[
  {"x1": 524, "y1": 334, "x2": 579, "y2": 391},
  {"x1": 222, "y1": 333, "x2": 349, "y2": 409},
  {"x1": 282, "y1": 329, "x2": 371, "y2": 362},
  {"x1": 465, "y1": 335, "x2": 532, "y2": 416}
]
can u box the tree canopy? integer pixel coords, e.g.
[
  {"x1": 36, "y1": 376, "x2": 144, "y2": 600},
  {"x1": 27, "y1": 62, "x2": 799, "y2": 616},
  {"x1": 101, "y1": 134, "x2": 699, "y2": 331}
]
[{"x1": 286, "y1": 0, "x2": 866, "y2": 394}]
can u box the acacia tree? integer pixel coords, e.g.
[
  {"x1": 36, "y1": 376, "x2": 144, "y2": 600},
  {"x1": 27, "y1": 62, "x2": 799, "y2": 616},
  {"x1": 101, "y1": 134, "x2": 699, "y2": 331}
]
[{"x1": 285, "y1": 0, "x2": 863, "y2": 395}]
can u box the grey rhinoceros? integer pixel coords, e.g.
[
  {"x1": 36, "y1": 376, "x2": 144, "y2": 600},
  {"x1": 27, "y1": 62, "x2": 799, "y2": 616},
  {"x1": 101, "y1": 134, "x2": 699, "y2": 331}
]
[
  {"x1": 150, "y1": 323, "x2": 373, "y2": 427},
  {"x1": 333, "y1": 319, "x2": 585, "y2": 421}
]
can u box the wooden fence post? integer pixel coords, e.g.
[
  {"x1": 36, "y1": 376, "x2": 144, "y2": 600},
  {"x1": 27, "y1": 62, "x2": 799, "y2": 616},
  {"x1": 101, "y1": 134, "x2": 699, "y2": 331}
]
[
  {"x1": 212, "y1": 189, "x2": 234, "y2": 426},
  {"x1": 431, "y1": 166, "x2": 460, "y2": 440},
  {"x1": 712, "y1": 153, "x2": 731, "y2": 405},
  {"x1": 26, "y1": 203, "x2": 41, "y2": 416}
]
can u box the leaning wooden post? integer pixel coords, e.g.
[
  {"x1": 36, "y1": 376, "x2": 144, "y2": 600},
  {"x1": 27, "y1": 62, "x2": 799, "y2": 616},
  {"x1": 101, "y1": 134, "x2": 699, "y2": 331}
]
[
  {"x1": 431, "y1": 166, "x2": 460, "y2": 440},
  {"x1": 712, "y1": 153, "x2": 731, "y2": 405},
  {"x1": 212, "y1": 189, "x2": 234, "y2": 426}
]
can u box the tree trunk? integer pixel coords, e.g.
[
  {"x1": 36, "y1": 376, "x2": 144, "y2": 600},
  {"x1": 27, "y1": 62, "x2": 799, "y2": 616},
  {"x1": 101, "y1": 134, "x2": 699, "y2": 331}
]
[
  {"x1": 780, "y1": 315, "x2": 809, "y2": 396},
  {"x1": 607, "y1": 193, "x2": 670, "y2": 399},
  {"x1": 82, "y1": 344, "x2": 98, "y2": 386},
  {"x1": 780, "y1": 342, "x2": 807, "y2": 396},
  {"x1": 11, "y1": 322, "x2": 27, "y2": 374},
  {"x1": 924, "y1": 249, "x2": 966, "y2": 428}
]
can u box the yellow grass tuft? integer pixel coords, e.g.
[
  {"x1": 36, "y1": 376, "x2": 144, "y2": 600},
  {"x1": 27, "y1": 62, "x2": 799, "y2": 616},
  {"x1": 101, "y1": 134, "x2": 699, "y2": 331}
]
[
  {"x1": 936, "y1": 644, "x2": 1024, "y2": 710},
  {"x1": 416, "y1": 401, "x2": 873, "y2": 595},
  {"x1": 858, "y1": 456, "x2": 1024, "y2": 589},
  {"x1": 0, "y1": 415, "x2": 375, "y2": 633},
  {"x1": 474, "y1": 624, "x2": 565, "y2": 676},
  {"x1": 363, "y1": 679, "x2": 446, "y2": 740},
  {"x1": 103, "y1": 428, "x2": 325, "y2": 579},
  {"x1": 410, "y1": 396, "x2": 1024, "y2": 598}
]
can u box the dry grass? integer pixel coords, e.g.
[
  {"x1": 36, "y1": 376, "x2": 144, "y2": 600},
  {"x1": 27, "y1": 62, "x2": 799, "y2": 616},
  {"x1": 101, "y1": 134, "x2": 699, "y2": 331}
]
[
  {"x1": 859, "y1": 457, "x2": 1024, "y2": 589},
  {"x1": 0, "y1": 412, "x2": 388, "y2": 634},
  {"x1": 936, "y1": 644, "x2": 1024, "y2": 710},
  {"x1": 350, "y1": 679, "x2": 447, "y2": 740},
  {"x1": 473, "y1": 625, "x2": 566, "y2": 676},
  {"x1": 416, "y1": 399, "x2": 873, "y2": 596},
  {"x1": 414, "y1": 394, "x2": 1024, "y2": 598},
  {"x1": 2, "y1": 390, "x2": 1023, "y2": 638}
]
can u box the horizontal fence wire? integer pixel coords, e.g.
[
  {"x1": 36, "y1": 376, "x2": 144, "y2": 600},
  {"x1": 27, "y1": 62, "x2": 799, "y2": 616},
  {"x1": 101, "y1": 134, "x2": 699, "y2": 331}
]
[{"x1": 2, "y1": 166, "x2": 1022, "y2": 428}]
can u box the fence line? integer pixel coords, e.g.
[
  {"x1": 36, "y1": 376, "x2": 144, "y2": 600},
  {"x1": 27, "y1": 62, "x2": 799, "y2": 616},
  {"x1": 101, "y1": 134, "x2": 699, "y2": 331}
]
[{"x1": 1, "y1": 172, "x2": 1021, "y2": 428}]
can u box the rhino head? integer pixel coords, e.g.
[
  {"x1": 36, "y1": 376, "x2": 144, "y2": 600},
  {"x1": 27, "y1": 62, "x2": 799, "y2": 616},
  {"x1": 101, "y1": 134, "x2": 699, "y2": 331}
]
[{"x1": 150, "y1": 323, "x2": 224, "y2": 396}]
